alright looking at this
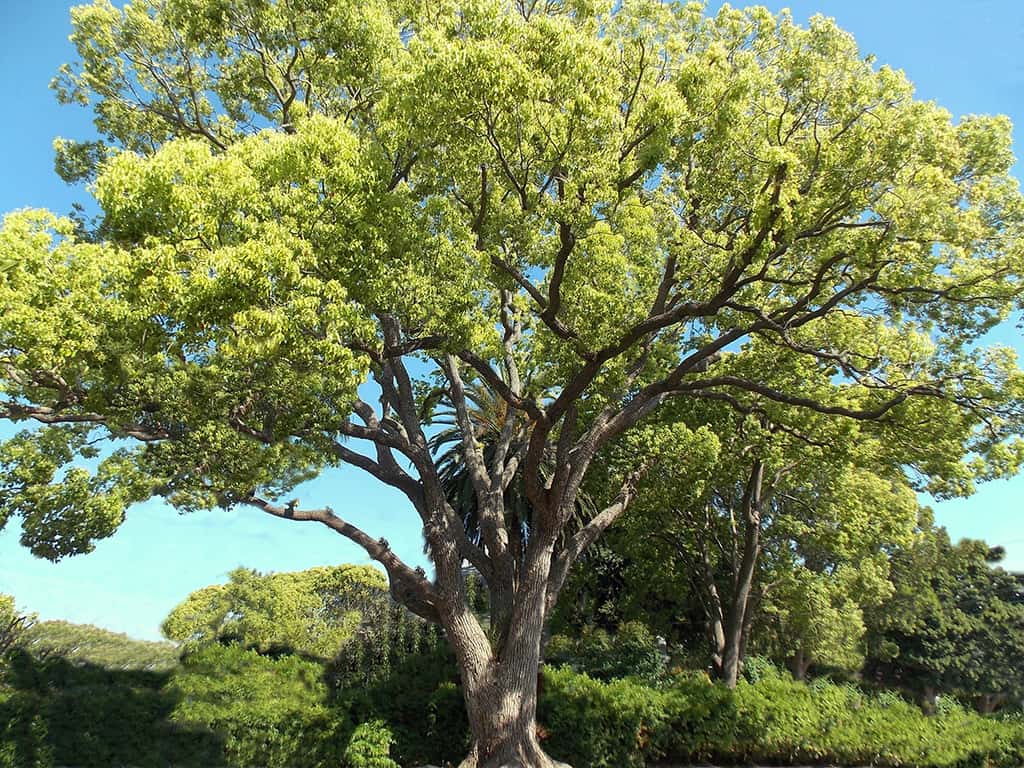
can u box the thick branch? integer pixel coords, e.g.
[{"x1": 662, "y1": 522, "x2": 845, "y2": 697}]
[
  {"x1": 239, "y1": 494, "x2": 440, "y2": 623},
  {"x1": 544, "y1": 463, "x2": 649, "y2": 613}
]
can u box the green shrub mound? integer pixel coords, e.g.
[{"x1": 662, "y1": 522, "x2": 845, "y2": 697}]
[{"x1": 538, "y1": 664, "x2": 1024, "y2": 768}]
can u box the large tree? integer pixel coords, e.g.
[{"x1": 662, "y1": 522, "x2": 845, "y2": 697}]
[{"x1": 2, "y1": 2, "x2": 1024, "y2": 765}]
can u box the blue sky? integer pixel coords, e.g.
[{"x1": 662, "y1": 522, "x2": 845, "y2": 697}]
[{"x1": 0, "y1": 1, "x2": 1022, "y2": 641}]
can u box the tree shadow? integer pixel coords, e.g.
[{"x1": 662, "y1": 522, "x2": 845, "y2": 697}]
[{"x1": 1, "y1": 649, "x2": 225, "y2": 767}]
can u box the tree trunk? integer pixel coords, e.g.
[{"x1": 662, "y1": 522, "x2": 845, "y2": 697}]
[
  {"x1": 720, "y1": 461, "x2": 764, "y2": 689},
  {"x1": 458, "y1": 663, "x2": 570, "y2": 768},
  {"x1": 789, "y1": 647, "x2": 810, "y2": 681},
  {"x1": 443, "y1": 543, "x2": 570, "y2": 768},
  {"x1": 699, "y1": 547, "x2": 727, "y2": 679},
  {"x1": 977, "y1": 693, "x2": 1005, "y2": 715},
  {"x1": 920, "y1": 685, "x2": 938, "y2": 715}
]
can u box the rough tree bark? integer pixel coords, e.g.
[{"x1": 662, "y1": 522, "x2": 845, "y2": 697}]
[{"x1": 447, "y1": 544, "x2": 570, "y2": 768}]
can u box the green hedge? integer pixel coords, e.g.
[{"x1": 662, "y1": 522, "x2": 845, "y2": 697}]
[
  {"x1": 6, "y1": 644, "x2": 1023, "y2": 768},
  {"x1": 0, "y1": 645, "x2": 403, "y2": 768},
  {"x1": 538, "y1": 664, "x2": 1024, "y2": 767}
]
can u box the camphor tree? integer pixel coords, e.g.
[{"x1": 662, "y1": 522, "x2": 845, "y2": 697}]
[{"x1": 1, "y1": 1, "x2": 1024, "y2": 765}]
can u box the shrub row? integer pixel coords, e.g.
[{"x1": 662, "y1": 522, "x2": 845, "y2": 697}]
[
  {"x1": 0, "y1": 646, "x2": 412, "y2": 768},
  {"x1": 5, "y1": 645, "x2": 1023, "y2": 768},
  {"x1": 539, "y1": 664, "x2": 1024, "y2": 768}
]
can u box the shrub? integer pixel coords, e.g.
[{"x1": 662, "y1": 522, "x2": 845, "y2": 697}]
[
  {"x1": 343, "y1": 720, "x2": 400, "y2": 768},
  {"x1": 538, "y1": 664, "x2": 1024, "y2": 768},
  {"x1": 545, "y1": 621, "x2": 667, "y2": 683},
  {"x1": 169, "y1": 644, "x2": 351, "y2": 768},
  {"x1": 0, "y1": 649, "x2": 222, "y2": 768},
  {"x1": 538, "y1": 665, "x2": 665, "y2": 767},
  {"x1": 331, "y1": 634, "x2": 468, "y2": 767}
]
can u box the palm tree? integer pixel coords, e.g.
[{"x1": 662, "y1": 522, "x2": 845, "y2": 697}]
[{"x1": 427, "y1": 379, "x2": 595, "y2": 607}]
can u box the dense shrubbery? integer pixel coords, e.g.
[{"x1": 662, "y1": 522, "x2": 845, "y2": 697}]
[
  {"x1": 4, "y1": 637, "x2": 1023, "y2": 768},
  {"x1": 330, "y1": 639, "x2": 468, "y2": 767},
  {"x1": 0, "y1": 644, "x2": 399, "y2": 768},
  {"x1": 0, "y1": 649, "x2": 224, "y2": 768},
  {"x1": 168, "y1": 644, "x2": 352, "y2": 768},
  {"x1": 538, "y1": 663, "x2": 1024, "y2": 768},
  {"x1": 545, "y1": 621, "x2": 667, "y2": 684},
  {"x1": 4, "y1": 578, "x2": 1021, "y2": 768}
]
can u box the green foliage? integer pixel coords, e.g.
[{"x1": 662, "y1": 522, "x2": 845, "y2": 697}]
[
  {"x1": 0, "y1": 595, "x2": 35, "y2": 662},
  {"x1": 1, "y1": 0, "x2": 1021, "y2": 574},
  {"x1": 21, "y1": 620, "x2": 178, "y2": 671},
  {"x1": 538, "y1": 664, "x2": 1024, "y2": 768},
  {"x1": 866, "y1": 518, "x2": 1024, "y2": 708},
  {"x1": 538, "y1": 665, "x2": 664, "y2": 768},
  {"x1": 3, "y1": 1, "x2": 1024, "y2": 759},
  {"x1": 168, "y1": 644, "x2": 351, "y2": 768},
  {"x1": 342, "y1": 720, "x2": 400, "y2": 768},
  {"x1": 0, "y1": 638, "x2": 423, "y2": 768},
  {"x1": 4, "y1": 618, "x2": 1024, "y2": 768},
  {"x1": 162, "y1": 563, "x2": 461, "y2": 767},
  {"x1": 331, "y1": 636, "x2": 468, "y2": 767},
  {"x1": 162, "y1": 564, "x2": 386, "y2": 658},
  {"x1": 0, "y1": 650, "x2": 223, "y2": 768},
  {"x1": 546, "y1": 621, "x2": 666, "y2": 683}
]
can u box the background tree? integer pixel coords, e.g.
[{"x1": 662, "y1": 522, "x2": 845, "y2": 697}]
[
  {"x1": 597, "y1": 394, "x2": 918, "y2": 686},
  {"x1": 20, "y1": 620, "x2": 179, "y2": 670},
  {"x1": 2, "y1": 2, "x2": 1024, "y2": 765},
  {"x1": 0, "y1": 595, "x2": 35, "y2": 662},
  {"x1": 866, "y1": 517, "x2": 1024, "y2": 712},
  {"x1": 161, "y1": 564, "x2": 387, "y2": 658},
  {"x1": 755, "y1": 464, "x2": 917, "y2": 680}
]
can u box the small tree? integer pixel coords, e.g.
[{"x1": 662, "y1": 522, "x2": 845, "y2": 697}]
[{"x1": 2, "y1": 3, "x2": 1024, "y2": 765}]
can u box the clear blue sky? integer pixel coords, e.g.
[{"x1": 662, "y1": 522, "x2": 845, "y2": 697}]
[{"x1": 0, "y1": 1, "x2": 1021, "y2": 641}]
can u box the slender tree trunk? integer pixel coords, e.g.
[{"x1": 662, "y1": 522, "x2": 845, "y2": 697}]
[
  {"x1": 701, "y1": 554, "x2": 727, "y2": 679},
  {"x1": 720, "y1": 461, "x2": 764, "y2": 688},
  {"x1": 920, "y1": 685, "x2": 938, "y2": 715},
  {"x1": 789, "y1": 647, "x2": 811, "y2": 681}
]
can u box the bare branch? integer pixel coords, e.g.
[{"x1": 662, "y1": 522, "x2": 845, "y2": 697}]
[{"x1": 238, "y1": 494, "x2": 441, "y2": 623}]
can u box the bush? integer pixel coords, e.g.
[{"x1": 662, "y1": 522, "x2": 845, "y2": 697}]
[
  {"x1": 169, "y1": 643, "x2": 351, "y2": 768},
  {"x1": 537, "y1": 663, "x2": 1024, "y2": 768},
  {"x1": 331, "y1": 633, "x2": 468, "y2": 767},
  {"x1": 0, "y1": 649, "x2": 222, "y2": 768},
  {"x1": 343, "y1": 720, "x2": 400, "y2": 768},
  {"x1": 545, "y1": 621, "x2": 667, "y2": 683},
  {"x1": 538, "y1": 665, "x2": 665, "y2": 767}
]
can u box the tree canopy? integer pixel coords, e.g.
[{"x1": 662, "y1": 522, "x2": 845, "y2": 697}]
[
  {"x1": 2, "y1": 1, "x2": 1023, "y2": 764},
  {"x1": 161, "y1": 564, "x2": 386, "y2": 658},
  {"x1": 866, "y1": 518, "x2": 1024, "y2": 712}
]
